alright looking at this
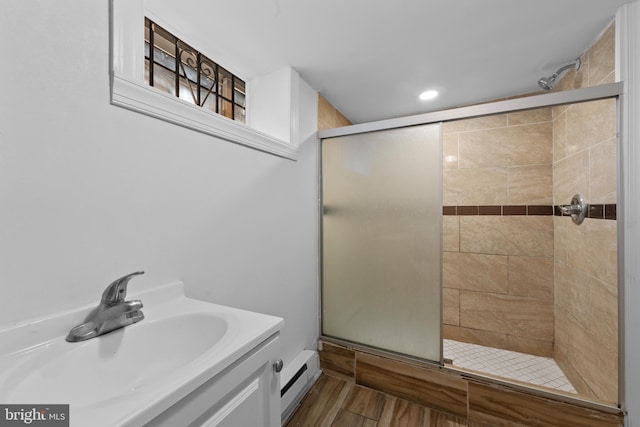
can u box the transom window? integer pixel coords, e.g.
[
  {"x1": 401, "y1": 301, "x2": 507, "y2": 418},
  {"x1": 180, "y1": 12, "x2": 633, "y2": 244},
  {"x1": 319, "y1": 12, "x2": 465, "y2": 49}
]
[{"x1": 144, "y1": 18, "x2": 246, "y2": 123}]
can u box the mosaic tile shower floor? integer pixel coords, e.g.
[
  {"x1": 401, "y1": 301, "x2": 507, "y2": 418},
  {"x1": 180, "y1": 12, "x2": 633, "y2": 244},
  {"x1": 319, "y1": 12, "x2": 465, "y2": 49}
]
[{"x1": 444, "y1": 339, "x2": 576, "y2": 393}]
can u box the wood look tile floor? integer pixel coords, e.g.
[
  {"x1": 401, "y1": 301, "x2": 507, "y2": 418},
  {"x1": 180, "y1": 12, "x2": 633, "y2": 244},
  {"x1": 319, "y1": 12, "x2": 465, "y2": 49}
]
[{"x1": 285, "y1": 374, "x2": 466, "y2": 427}]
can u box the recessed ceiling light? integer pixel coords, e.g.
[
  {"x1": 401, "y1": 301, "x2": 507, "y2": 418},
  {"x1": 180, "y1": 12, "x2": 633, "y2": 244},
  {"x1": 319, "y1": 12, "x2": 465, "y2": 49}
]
[{"x1": 419, "y1": 90, "x2": 439, "y2": 101}]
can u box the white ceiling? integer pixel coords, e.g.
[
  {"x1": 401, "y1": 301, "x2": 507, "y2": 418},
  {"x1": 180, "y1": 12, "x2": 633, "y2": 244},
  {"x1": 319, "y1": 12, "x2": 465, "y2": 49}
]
[{"x1": 146, "y1": 0, "x2": 630, "y2": 124}]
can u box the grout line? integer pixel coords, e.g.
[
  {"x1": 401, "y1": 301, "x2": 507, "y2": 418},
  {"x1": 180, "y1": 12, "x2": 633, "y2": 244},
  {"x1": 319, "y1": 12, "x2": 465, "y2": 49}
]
[
  {"x1": 378, "y1": 395, "x2": 397, "y2": 426},
  {"x1": 324, "y1": 380, "x2": 353, "y2": 427}
]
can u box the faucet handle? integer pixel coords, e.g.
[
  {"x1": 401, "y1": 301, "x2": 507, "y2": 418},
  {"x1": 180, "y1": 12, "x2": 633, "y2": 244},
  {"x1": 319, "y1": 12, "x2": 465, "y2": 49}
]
[{"x1": 101, "y1": 271, "x2": 144, "y2": 304}]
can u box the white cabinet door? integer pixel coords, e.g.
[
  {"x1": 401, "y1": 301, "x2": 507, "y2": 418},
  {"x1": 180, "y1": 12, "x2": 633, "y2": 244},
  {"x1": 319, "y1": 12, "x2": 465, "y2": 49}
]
[
  {"x1": 200, "y1": 370, "x2": 269, "y2": 426},
  {"x1": 146, "y1": 334, "x2": 281, "y2": 427}
]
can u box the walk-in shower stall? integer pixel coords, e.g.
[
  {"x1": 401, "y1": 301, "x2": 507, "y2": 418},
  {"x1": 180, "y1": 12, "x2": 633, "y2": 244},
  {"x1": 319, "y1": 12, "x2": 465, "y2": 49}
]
[{"x1": 319, "y1": 82, "x2": 623, "y2": 409}]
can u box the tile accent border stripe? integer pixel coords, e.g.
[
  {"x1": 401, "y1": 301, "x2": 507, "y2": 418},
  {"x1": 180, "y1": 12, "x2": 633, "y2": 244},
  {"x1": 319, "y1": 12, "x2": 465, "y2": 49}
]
[{"x1": 443, "y1": 204, "x2": 616, "y2": 220}]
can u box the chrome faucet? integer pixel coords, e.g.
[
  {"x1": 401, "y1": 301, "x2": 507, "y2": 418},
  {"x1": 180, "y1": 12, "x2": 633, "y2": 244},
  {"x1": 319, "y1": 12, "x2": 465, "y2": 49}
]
[{"x1": 66, "y1": 271, "x2": 145, "y2": 342}]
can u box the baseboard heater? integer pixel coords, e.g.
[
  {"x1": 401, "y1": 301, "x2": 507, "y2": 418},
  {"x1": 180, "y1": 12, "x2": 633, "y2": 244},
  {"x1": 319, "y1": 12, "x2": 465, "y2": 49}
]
[
  {"x1": 280, "y1": 350, "x2": 320, "y2": 423},
  {"x1": 281, "y1": 364, "x2": 308, "y2": 397}
]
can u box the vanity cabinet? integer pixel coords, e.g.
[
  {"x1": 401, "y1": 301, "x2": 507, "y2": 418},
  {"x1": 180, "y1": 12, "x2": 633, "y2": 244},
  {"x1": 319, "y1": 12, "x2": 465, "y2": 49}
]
[{"x1": 146, "y1": 334, "x2": 281, "y2": 427}]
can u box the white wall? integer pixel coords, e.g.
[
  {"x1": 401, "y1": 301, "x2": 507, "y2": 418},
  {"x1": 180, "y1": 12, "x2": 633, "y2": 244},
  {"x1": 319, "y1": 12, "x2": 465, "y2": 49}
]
[
  {"x1": 248, "y1": 67, "x2": 295, "y2": 143},
  {"x1": 0, "y1": 0, "x2": 319, "y2": 367}
]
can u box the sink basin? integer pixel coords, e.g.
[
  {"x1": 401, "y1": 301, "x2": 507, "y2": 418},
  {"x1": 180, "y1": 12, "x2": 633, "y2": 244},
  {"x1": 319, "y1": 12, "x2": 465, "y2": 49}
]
[
  {"x1": 0, "y1": 281, "x2": 283, "y2": 427},
  {"x1": 2, "y1": 313, "x2": 227, "y2": 408}
]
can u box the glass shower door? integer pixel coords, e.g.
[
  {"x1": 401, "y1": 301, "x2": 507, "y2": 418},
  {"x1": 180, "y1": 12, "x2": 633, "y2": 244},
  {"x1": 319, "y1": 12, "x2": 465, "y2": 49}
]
[{"x1": 321, "y1": 124, "x2": 442, "y2": 362}]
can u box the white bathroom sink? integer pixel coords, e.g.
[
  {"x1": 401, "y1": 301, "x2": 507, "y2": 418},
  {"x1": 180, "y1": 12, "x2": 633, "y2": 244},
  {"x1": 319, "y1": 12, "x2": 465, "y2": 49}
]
[
  {"x1": 3, "y1": 313, "x2": 227, "y2": 407},
  {"x1": 0, "y1": 282, "x2": 283, "y2": 427}
]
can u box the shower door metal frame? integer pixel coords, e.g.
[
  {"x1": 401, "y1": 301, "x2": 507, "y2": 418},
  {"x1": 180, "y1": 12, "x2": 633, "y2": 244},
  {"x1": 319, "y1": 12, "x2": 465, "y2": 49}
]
[
  {"x1": 318, "y1": 81, "x2": 625, "y2": 412},
  {"x1": 319, "y1": 82, "x2": 622, "y2": 139}
]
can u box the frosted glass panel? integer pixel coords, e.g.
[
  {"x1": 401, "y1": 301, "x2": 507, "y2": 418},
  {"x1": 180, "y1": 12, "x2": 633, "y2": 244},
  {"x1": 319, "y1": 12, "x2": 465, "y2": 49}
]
[{"x1": 322, "y1": 124, "x2": 442, "y2": 362}]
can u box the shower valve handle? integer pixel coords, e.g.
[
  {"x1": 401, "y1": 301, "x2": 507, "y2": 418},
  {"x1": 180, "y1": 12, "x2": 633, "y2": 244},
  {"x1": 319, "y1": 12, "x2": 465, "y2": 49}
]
[
  {"x1": 559, "y1": 194, "x2": 588, "y2": 225},
  {"x1": 559, "y1": 204, "x2": 583, "y2": 215}
]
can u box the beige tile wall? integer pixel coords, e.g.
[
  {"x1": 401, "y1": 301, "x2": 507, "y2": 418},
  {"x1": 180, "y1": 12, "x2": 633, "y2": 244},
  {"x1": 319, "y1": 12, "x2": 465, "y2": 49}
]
[
  {"x1": 552, "y1": 21, "x2": 618, "y2": 403},
  {"x1": 318, "y1": 94, "x2": 352, "y2": 130},
  {"x1": 442, "y1": 109, "x2": 556, "y2": 357},
  {"x1": 443, "y1": 21, "x2": 618, "y2": 403}
]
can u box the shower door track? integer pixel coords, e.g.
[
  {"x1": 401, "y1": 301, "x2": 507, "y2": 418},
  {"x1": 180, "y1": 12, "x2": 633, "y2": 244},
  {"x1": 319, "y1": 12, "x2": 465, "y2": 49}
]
[{"x1": 318, "y1": 81, "x2": 625, "y2": 414}]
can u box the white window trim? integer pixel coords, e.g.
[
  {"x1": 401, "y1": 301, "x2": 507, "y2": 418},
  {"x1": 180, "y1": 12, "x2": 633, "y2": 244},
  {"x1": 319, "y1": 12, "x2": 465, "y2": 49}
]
[{"x1": 110, "y1": 0, "x2": 297, "y2": 160}]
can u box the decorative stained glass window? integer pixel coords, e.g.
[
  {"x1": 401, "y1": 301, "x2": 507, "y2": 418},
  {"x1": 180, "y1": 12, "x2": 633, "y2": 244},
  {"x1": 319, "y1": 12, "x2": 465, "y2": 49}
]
[{"x1": 144, "y1": 18, "x2": 246, "y2": 123}]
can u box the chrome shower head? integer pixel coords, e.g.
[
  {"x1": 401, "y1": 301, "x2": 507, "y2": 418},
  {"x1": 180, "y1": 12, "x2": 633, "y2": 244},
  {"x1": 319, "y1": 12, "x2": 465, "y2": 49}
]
[
  {"x1": 538, "y1": 58, "x2": 581, "y2": 91},
  {"x1": 537, "y1": 76, "x2": 555, "y2": 91}
]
